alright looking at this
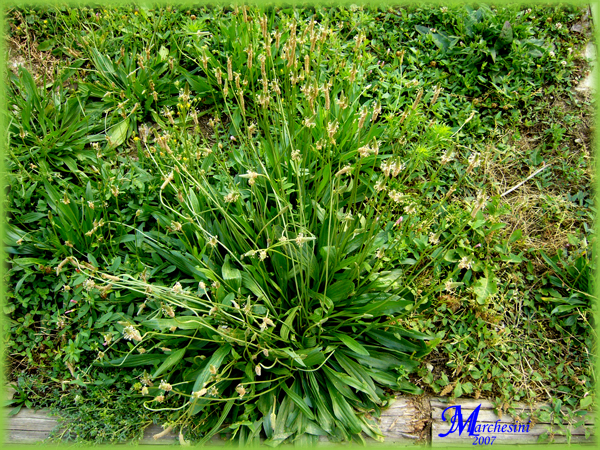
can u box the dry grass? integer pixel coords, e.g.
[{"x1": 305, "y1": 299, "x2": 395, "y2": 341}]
[{"x1": 5, "y1": 12, "x2": 62, "y2": 84}]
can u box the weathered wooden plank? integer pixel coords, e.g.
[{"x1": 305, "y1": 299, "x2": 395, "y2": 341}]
[
  {"x1": 140, "y1": 424, "x2": 178, "y2": 445},
  {"x1": 6, "y1": 418, "x2": 59, "y2": 432},
  {"x1": 3, "y1": 408, "x2": 57, "y2": 421},
  {"x1": 431, "y1": 398, "x2": 497, "y2": 409},
  {"x1": 432, "y1": 406, "x2": 595, "y2": 426},
  {"x1": 3, "y1": 407, "x2": 59, "y2": 433},
  {"x1": 4, "y1": 429, "x2": 58, "y2": 443},
  {"x1": 1, "y1": 396, "x2": 423, "y2": 445},
  {"x1": 434, "y1": 420, "x2": 590, "y2": 437},
  {"x1": 378, "y1": 396, "x2": 430, "y2": 441},
  {"x1": 3, "y1": 396, "x2": 594, "y2": 446},
  {"x1": 432, "y1": 435, "x2": 594, "y2": 446}
]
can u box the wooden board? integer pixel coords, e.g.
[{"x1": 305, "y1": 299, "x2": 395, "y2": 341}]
[
  {"x1": 2, "y1": 394, "x2": 595, "y2": 445},
  {"x1": 430, "y1": 398, "x2": 595, "y2": 446}
]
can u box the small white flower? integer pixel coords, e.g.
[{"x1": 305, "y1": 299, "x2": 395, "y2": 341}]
[
  {"x1": 441, "y1": 150, "x2": 454, "y2": 165},
  {"x1": 374, "y1": 179, "x2": 386, "y2": 192},
  {"x1": 404, "y1": 204, "x2": 417, "y2": 214},
  {"x1": 236, "y1": 384, "x2": 247, "y2": 398},
  {"x1": 162, "y1": 304, "x2": 175, "y2": 318},
  {"x1": 549, "y1": 51, "x2": 556, "y2": 58},
  {"x1": 159, "y1": 380, "x2": 173, "y2": 392},
  {"x1": 208, "y1": 236, "x2": 218, "y2": 247},
  {"x1": 303, "y1": 117, "x2": 316, "y2": 128},
  {"x1": 255, "y1": 364, "x2": 262, "y2": 376},
  {"x1": 458, "y1": 257, "x2": 472, "y2": 270},
  {"x1": 468, "y1": 152, "x2": 481, "y2": 170},
  {"x1": 84, "y1": 279, "x2": 96, "y2": 291},
  {"x1": 259, "y1": 250, "x2": 268, "y2": 261},
  {"x1": 291, "y1": 149, "x2": 301, "y2": 162},
  {"x1": 388, "y1": 190, "x2": 404, "y2": 203},
  {"x1": 335, "y1": 165, "x2": 352, "y2": 176},
  {"x1": 260, "y1": 316, "x2": 275, "y2": 331},
  {"x1": 192, "y1": 388, "x2": 207, "y2": 399},
  {"x1": 224, "y1": 191, "x2": 240, "y2": 203},
  {"x1": 123, "y1": 325, "x2": 143, "y2": 342},
  {"x1": 358, "y1": 145, "x2": 371, "y2": 158},
  {"x1": 555, "y1": 22, "x2": 562, "y2": 29},
  {"x1": 561, "y1": 60, "x2": 567, "y2": 67},
  {"x1": 241, "y1": 170, "x2": 260, "y2": 186},
  {"x1": 172, "y1": 282, "x2": 183, "y2": 294}
]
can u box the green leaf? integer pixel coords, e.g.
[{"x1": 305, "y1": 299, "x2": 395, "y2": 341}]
[
  {"x1": 280, "y1": 382, "x2": 315, "y2": 420},
  {"x1": 326, "y1": 280, "x2": 355, "y2": 303},
  {"x1": 280, "y1": 306, "x2": 299, "y2": 342},
  {"x1": 196, "y1": 399, "x2": 235, "y2": 445},
  {"x1": 508, "y1": 229, "x2": 522, "y2": 244},
  {"x1": 454, "y1": 381, "x2": 463, "y2": 398},
  {"x1": 472, "y1": 276, "x2": 498, "y2": 305},
  {"x1": 18, "y1": 212, "x2": 47, "y2": 224},
  {"x1": 159, "y1": 46, "x2": 169, "y2": 61},
  {"x1": 500, "y1": 253, "x2": 524, "y2": 263},
  {"x1": 495, "y1": 20, "x2": 514, "y2": 50},
  {"x1": 8, "y1": 404, "x2": 23, "y2": 417},
  {"x1": 281, "y1": 347, "x2": 306, "y2": 367},
  {"x1": 222, "y1": 254, "x2": 242, "y2": 291},
  {"x1": 579, "y1": 396, "x2": 593, "y2": 409},
  {"x1": 366, "y1": 330, "x2": 420, "y2": 353},
  {"x1": 192, "y1": 345, "x2": 231, "y2": 393},
  {"x1": 38, "y1": 39, "x2": 56, "y2": 51},
  {"x1": 327, "y1": 382, "x2": 363, "y2": 434},
  {"x1": 107, "y1": 118, "x2": 129, "y2": 149},
  {"x1": 415, "y1": 25, "x2": 431, "y2": 35},
  {"x1": 332, "y1": 333, "x2": 369, "y2": 356},
  {"x1": 95, "y1": 353, "x2": 167, "y2": 368},
  {"x1": 153, "y1": 348, "x2": 186, "y2": 379}
]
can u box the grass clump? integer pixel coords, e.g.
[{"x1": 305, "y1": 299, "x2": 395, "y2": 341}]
[{"x1": 78, "y1": 8, "x2": 485, "y2": 444}]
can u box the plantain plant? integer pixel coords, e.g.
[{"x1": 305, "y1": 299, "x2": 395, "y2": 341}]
[{"x1": 74, "y1": 6, "x2": 485, "y2": 445}]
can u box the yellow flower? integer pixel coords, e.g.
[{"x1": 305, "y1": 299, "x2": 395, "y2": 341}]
[{"x1": 133, "y1": 136, "x2": 140, "y2": 141}]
